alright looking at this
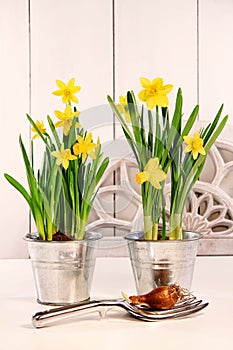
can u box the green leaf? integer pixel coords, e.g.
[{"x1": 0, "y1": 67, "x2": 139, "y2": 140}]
[
  {"x1": 30, "y1": 197, "x2": 46, "y2": 240},
  {"x1": 96, "y1": 157, "x2": 109, "y2": 183},
  {"x1": 107, "y1": 95, "x2": 132, "y2": 138},
  {"x1": 140, "y1": 106, "x2": 146, "y2": 148},
  {"x1": 165, "y1": 89, "x2": 183, "y2": 157},
  {"x1": 171, "y1": 88, "x2": 183, "y2": 134},
  {"x1": 4, "y1": 173, "x2": 34, "y2": 215},
  {"x1": 38, "y1": 187, "x2": 52, "y2": 227},
  {"x1": 205, "y1": 115, "x2": 228, "y2": 152},
  {"x1": 154, "y1": 107, "x2": 163, "y2": 159},
  {"x1": 122, "y1": 127, "x2": 141, "y2": 166},
  {"x1": 19, "y1": 136, "x2": 40, "y2": 204},
  {"x1": 53, "y1": 168, "x2": 63, "y2": 218},
  {"x1": 148, "y1": 110, "x2": 154, "y2": 155},
  {"x1": 203, "y1": 104, "x2": 224, "y2": 144},
  {"x1": 47, "y1": 115, "x2": 61, "y2": 149},
  {"x1": 181, "y1": 105, "x2": 199, "y2": 137},
  {"x1": 67, "y1": 116, "x2": 77, "y2": 149},
  {"x1": 127, "y1": 91, "x2": 142, "y2": 148}
]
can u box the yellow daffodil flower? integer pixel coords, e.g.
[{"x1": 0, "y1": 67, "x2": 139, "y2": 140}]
[
  {"x1": 51, "y1": 143, "x2": 77, "y2": 170},
  {"x1": 31, "y1": 120, "x2": 46, "y2": 140},
  {"x1": 136, "y1": 158, "x2": 167, "y2": 189},
  {"x1": 117, "y1": 95, "x2": 131, "y2": 123},
  {"x1": 183, "y1": 131, "x2": 206, "y2": 160},
  {"x1": 54, "y1": 105, "x2": 80, "y2": 136},
  {"x1": 73, "y1": 132, "x2": 97, "y2": 163},
  {"x1": 52, "y1": 78, "x2": 81, "y2": 104},
  {"x1": 138, "y1": 77, "x2": 173, "y2": 110}
]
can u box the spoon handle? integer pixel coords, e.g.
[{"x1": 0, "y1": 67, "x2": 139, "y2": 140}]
[{"x1": 32, "y1": 299, "x2": 122, "y2": 328}]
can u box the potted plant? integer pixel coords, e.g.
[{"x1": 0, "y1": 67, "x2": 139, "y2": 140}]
[
  {"x1": 108, "y1": 77, "x2": 228, "y2": 293},
  {"x1": 4, "y1": 78, "x2": 109, "y2": 305}
]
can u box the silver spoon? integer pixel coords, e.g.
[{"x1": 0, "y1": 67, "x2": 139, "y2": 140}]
[{"x1": 32, "y1": 295, "x2": 208, "y2": 328}]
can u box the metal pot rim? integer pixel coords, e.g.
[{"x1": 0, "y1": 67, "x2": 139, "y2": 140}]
[
  {"x1": 125, "y1": 231, "x2": 202, "y2": 242},
  {"x1": 24, "y1": 232, "x2": 102, "y2": 243}
]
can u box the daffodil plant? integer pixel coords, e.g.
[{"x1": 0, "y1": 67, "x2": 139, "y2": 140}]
[
  {"x1": 5, "y1": 78, "x2": 109, "y2": 241},
  {"x1": 108, "y1": 77, "x2": 228, "y2": 240}
]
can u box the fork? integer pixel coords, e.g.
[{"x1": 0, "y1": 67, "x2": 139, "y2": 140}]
[{"x1": 32, "y1": 295, "x2": 208, "y2": 328}]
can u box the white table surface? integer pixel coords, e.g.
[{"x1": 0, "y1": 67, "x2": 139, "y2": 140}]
[{"x1": 0, "y1": 256, "x2": 233, "y2": 350}]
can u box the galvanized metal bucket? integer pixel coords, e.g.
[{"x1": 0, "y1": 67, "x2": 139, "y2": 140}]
[
  {"x1": 25, "y1": 232, "x2": 102, "y2": 305},
  {"x1": 125, "y1": 231, "x2": 201, "y2": 294}
]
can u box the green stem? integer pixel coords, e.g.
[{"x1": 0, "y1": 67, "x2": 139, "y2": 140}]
[
  {"x1": 169, "y1": 212, "x2": 182, "y2": 240},
  {"x1": 144, "y1": 215, "x2": 153, "y2": 240},
  {"x1": 152, "y1": 223, "x2": 158, "y2": 240}
]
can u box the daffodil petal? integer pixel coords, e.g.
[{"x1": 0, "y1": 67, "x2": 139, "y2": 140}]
[
  {"x1": 146, "y1": 97, "x2": 156, "y2": 110},
  {"x1": 52, "y1": 90, "x2": 63, "y2": 96},
  {"x1": 64, "y1": 105, "x2": 72, "y2": 113},
  {"x1": 159, "y1": 84, "x2": 173, "y2": 94},
  {"x1": 149, "y1": 169, "x2": 167, "y2": 182},
  {"x1": 148, "y1": 177, "x2": 162, "y2": 189},
  {"x1": 117, "y1": 104, "x2": 124, "y2": 114},
  {"x1": 54, "y1": 121, "x2": 63, "y2": 128},
  {"x1": 69, "y1": 154, "x2": 77, "y2": 160},
  {"x1": 194, "y1": 130, "x2": 200, "y2": 139},
  {"x1": 56, "y1": 158, "x2": 63, "y2": 166},
  {"x1": 152, "y1": 78, "x2": 163, "y2": 89},
  {"x1": 124, "y1": 111, "x2": 131, "y2": 123},
  {"x1": 62, "y1": 96, "x2": 67, "y2": 104},
  {"x1": 56, "y1": 80, "x2": 67, "y2": 90},
  {"x1": 32, "y1": 134, "x2": 38, "y2": 140},
  {"x1": 199, "y1": 147, "x2": 206, "y2": 155},
  {"x1": 183, "y1": 136, "x2": 193, "y2": 144},
  {"x1": 63, "y1": 123, "x2": 72, "y2": 136},
  {"x1": 82, "y1": 153, "x2": 87, "y2": 163},
  {"x1": 51, "y1": 150, "x2": 61, "y2": 158},
  {"x1": 144, "y1": 158, "x2": 159, "y2": 172},
  {"x1": 88, "y1": 150, "x2": 96, "y2": 159},
  {"x1": 72, "y1": 86, "x2": 81, "y2": 93},
  {"x1": 86, "y1": 133, "x2": 93, "y2": 143},
  {"x1": 119, "y1": 96, "x2": 127, "y2": 104},
  {"x1": 54, "y1": 110, "x2": 65, "y2": 120},
  {"x1": 71, "y1": 96, "x2": 78, "y2": 103},
  {"x1": 192, "y1": 150, "x2": 198, "y2": 160},
  {"x1": 184, "y1": 145, "x2": 192, "y2": 153},
  {"x1": 138, "y1": 89, "x2": 147, "y2": 102},
  {"x1": 62, "y1": 159, "x2": 69, "y2": 170},
  {"x1": 155, "y1": 94, "x2": 169, "y2": 107},
  {"x1": 67, "y1": 78, "x2": 75, "y2": 87},
  {"x1": 140, "y1": 77, "x2": 151, "y2": 88},
  {"x1": 73, "y1": 145, "x2": 78, "y2": 155}
]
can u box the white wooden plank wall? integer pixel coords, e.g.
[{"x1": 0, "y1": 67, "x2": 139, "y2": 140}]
[
  {"x1": 0, "y1": 0, "x2": 233, "y2": 258},
  {"x1": 199, "y1": 0, "x2": 233, "y2": 124},
  {"x1": 115, "y1": 0, "x2": 197, "y2": 118},
  {"x1": 0, "y1": 0, "x2": 29, "y2": 258}
]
